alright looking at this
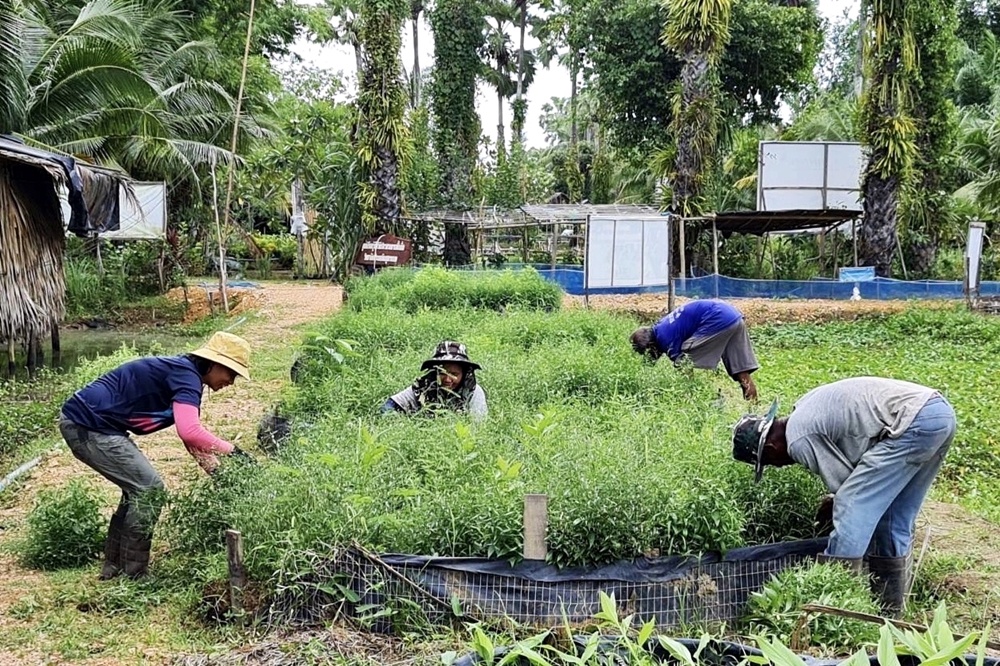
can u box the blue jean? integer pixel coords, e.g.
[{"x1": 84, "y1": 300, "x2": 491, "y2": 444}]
[{"x1": 825, "y1": 396, "x2": 955, "y2": 559}]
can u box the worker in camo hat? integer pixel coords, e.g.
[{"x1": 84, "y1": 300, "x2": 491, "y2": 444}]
[
  {"x1": 59, "y1": 331, "x2": 253, "y2": 580},
  {"x1": 731, "y1": 377, "x2": 956, "y2": 618},
  {"x1": 382, "y1": 341, "x2": 487, "y2": 420}
]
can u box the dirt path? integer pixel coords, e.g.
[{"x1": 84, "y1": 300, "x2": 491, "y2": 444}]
[{"x1": 0, "y1": 281, "x2": 343, "y2": 666}]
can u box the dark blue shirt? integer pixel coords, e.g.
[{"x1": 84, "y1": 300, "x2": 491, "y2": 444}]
[
  {"x1": 61, "y1": 356, "x2": 204, "y2": 436},
  {"x1": 651, "y1": 300, "x2": 743, "y2": 361}
]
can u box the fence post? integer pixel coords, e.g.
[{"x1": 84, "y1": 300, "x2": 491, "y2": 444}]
[
  {"x1": 226, "y1": 529, "x2": 247, "y2": 619},
  {"x1": 523, "y1": 494, "x2": 548, "y2": 561}
]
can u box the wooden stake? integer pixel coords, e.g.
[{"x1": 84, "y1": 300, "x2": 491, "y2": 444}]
[
  {"x1": 797, "y1": 604, "x2": 1000, "y2": 651},
  {"x1": 50, "y1": 317, "x2": 60, "y2": 355},
  {"x1": 523, "y1": 494, "x2": 548, "y2": 561},
  {"x1": 226, "y1": 529, "x2": 247, "y2": 619}
]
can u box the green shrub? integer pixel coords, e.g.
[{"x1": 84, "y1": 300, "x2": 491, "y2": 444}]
[
  {"x1": 0, "y1": 380, "x2": 55, "y2": 459},
  {"x1": 744, "y1": 562, "x2": 880, "y2": 652},
  {"x1": 21, "y1": 479, "x2": 105, "y2": 570},
  {"x1": 346, "y1": 266, "x2": 563, "y2": 312}
]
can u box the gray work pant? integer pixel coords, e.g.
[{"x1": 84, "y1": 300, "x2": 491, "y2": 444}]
[
  {"x1": 681, "y1": 318, "x2": 759, "y2": 378},
  {"x1": 58, "y1": 414, "x2": 166, "y2": 578}
]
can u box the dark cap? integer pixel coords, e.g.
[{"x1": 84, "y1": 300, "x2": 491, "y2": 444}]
[
  {"x1": 732, "y1": 398, "x2": 779, "y2": 483},
  {"x1": 420, "y1": 341, "x2": 482, "y2": 371}
]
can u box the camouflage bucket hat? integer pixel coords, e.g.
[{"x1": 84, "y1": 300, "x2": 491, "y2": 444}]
[
  {"x1": 420, "y1": 341, "x2": 481, "y2": 372},
  {"x1": 731, "y1": 398, "x2": 779, "y2": 483}
]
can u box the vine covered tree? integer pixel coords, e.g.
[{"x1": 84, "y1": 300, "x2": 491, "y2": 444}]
[
  {"x1": 662, "y1": 0, "x2": 733, "y2": 216},
  {"x1": 858, "y1": 0, "x2": 918, "y2": 276},
  {"x1": 357, "y1": 0, "x2": 409, "y2": 233},
  {"x1": 902, "y1": 0, "x2": 959, "y2": 275},
  {"x1": 429, "y1": 0, "x2": 484, "y2": 264}
]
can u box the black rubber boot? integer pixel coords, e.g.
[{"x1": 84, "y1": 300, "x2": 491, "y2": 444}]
[
  {"x1": 868, "y1": 555, "x2": 909, "y2": 618},
  {"x1": 121, "y1": 532, "x2": 152, "y2": 579},
  {"x1": 99, "y1": 506, "x2": 126, "y2": 580},
  {"x1": 816, "y1": 553, "x2": 864, "y2": 574}
]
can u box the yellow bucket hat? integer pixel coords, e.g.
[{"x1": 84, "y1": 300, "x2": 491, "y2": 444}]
[{"x1": 190, "y1": 331, "x2": 251, "y2": 379}]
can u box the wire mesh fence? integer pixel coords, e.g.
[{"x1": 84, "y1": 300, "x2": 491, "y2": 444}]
[{"x1": 273, "y1": 539, "x2": 829, "y2": 633}]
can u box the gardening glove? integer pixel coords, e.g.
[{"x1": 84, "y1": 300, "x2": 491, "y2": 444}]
[
  {"x1": 230, "y1": 446, "x2": 258, "y2": 464},
  {"x1": 814, "y1": 493, "x2": 835, "y2": 536}
]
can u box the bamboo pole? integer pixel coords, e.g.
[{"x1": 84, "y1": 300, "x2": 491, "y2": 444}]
[
  {"x1": 217, "y1": 0, "x2": 258, "y2": 312},
  {"x1": 209, "y1": 156, "x2": 230, "y2": 313}
]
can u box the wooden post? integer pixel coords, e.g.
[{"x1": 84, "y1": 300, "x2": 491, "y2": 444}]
[
  {"x1": 33, "y1": 334, "x2": 43, "y2": 368},
  {"x1": 6, "y1": 339, "x2": 15, "y2": 376},
  {"x1": 677, "y1": 215, "x2": 686, "y2": 281},
  {"x1": 550, "y1": 223, "x2": 557, "y2": 269},
  {"x1": 852, "y1": 218, "x2": 859, "y2": 267},
  {"x1": 26, "y1": 337, "x2": 37, "y2": 375},
  {"x1": 226, "y1": 529, "x2": 247, "y2": 619},
  {"x1": 523, "y1": 494, "x2": 548, "y2": 561},
  {"x1": 521, "y1": 226, "x2": 529, "y2": 264},
  {"x1": 50, "y1": 317, "x2": 60, "y2": 355},
  {"x1": 712, "y1": 218, "x2": 719, "y2": 299}
]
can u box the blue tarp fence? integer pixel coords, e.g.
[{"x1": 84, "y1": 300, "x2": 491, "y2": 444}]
[{"x1": 465, "y1": 264, "x2": 999, "y2": 300}]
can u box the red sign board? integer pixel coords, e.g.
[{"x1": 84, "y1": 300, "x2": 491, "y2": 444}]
[{"x1": 354, "y1": 234, "x2": 413, "y2": 267}]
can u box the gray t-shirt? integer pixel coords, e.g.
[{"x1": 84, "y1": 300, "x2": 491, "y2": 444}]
[
  {"x1": 786, "y1": 377, "x2": 939, "y2": 492},
  {"x1": 389, "y1": 385, "x2": 488, "y2": 420}
]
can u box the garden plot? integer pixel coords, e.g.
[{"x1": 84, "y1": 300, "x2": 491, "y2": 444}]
[{"x1": 162, "y1": 270, "x2": 1000, "y2": 639}]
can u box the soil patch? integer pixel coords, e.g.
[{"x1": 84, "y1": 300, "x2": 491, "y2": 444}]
[{"x1": 567, "y1": 293, "x2": 959, "y2": 325}]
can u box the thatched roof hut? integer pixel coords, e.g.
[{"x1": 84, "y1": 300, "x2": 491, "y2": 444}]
[{"x1": 0, "y1": 137, "x2": 126, "y2": 347}]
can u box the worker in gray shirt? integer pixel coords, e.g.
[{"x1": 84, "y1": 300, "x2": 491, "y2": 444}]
[{"x1": 731, "y1": 377, "x2": 956, "y2": 617}]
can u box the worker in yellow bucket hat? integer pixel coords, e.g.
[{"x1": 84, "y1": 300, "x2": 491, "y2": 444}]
[{"x1": 58, "y1": 331, "x2": 252, "y2": 580}]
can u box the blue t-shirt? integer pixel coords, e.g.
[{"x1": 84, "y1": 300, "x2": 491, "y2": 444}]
[
  {"x1": 61, "y1": 356, "x2": 204, "y2": 436},
  {"x1": 651, "y1": 300, "x2": 743, "y2": 361}
]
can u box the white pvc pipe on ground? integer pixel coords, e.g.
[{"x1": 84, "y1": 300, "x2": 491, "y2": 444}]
[{"x1": 0, "y1": 456, "x2": 42, "y2": 494}]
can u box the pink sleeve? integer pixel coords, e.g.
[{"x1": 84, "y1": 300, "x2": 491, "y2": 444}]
[{"x1": 174, "y1": 402, "x2": 234, "y2": 473}]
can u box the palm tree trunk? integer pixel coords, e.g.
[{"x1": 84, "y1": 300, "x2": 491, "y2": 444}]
[
  {"x1": 860, "y1": 158, "x2": 898, "y2": 277},
  {"x1": 411, "y1": 10, "x2": 421, "y2": 106},
  {"x1": 514, "y1": 0, "x2": 527, "y2": 142},
  {"x1": 497, "y1": 92, "x2": 505, "y2": 151},
  {"x1": 570, "y1": 55, "x2": 578, "y2": 148}
]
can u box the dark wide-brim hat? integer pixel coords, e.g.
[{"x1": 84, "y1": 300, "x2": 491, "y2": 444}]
[
  {"x1": 731, "y1": 398, "x2": 779, "y2": 483},
  {"x1": 420, "y1": 340, "x2": 482, "y2": 372}
]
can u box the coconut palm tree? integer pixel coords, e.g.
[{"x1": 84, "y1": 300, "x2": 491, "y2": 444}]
[
  {"x1": 956, "y1": 102, "x2": 1000, "y2": 219},
  {"x1": 512, "y1": 0, "x2": 533, "y2": 143},
  {"x1": 481, "y1": 1, "x2": 535, "y2": 151},
  {"x1": 0, "y1": 0, "x2": 260, "y2": 186}
]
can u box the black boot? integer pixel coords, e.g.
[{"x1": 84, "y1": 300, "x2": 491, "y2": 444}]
[
  {"x1": 99, "y1": 505, "x2": 127, "y2": 580},
  {"x1": 868, "y1": 555, "x2": 909, "y2": 618},
  {"x1": 816, "y1": 553, "x2": 864, "y2": 574},
  {"x1": 120, "y1": 531, "x2": 152, "y2": 579}
]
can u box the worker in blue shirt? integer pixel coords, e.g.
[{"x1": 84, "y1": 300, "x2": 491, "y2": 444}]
[{"x1": 630, "y1": 299, "x2": 759, "y2": 401}]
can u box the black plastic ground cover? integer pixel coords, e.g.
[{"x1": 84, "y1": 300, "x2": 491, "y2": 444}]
[
  {"x1": 340, "y1": 538, "x2": 829, "y2": 631},
  {"x1": 451, "y1": 637, "x2": 1000, "y2": 666}
]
